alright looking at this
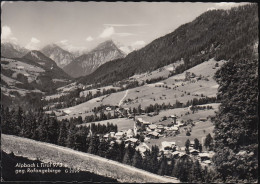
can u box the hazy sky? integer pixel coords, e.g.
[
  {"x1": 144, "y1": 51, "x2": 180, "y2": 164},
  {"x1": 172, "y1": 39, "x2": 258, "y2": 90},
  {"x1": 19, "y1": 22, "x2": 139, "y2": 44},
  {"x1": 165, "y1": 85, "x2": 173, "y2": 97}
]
[{"x1": 1, "y1": 2, "x2": 249, "y2": 51}]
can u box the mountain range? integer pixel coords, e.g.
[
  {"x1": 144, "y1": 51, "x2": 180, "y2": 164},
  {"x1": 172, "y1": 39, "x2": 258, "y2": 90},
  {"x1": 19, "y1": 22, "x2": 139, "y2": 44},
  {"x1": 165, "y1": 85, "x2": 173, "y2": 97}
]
[
  {"x1": 63, "y1": 40, "x2": 126, "y2": 78},
  {"x1": 41, "y1": 44, "x2": 75, "y2": 68},
  {"x1": 1, "y1": 40, "x2": 129, "y2": 78},
  {"x1": 78, "y1": 4, "x2": 258, "y2": 86},
  {"x1": 1, "y1": 42, "x2": 29, "y2": 58}
]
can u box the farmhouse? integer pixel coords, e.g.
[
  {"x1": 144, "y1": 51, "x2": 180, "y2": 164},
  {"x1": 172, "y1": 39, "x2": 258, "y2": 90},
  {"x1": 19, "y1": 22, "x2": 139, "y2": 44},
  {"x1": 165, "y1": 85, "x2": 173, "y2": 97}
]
[
  {"x1": 125, "y1": 138, "x2": 139, "y2": 146},
  {"x1": 170, "y1": 126, "x2": 179, "y2": 131},
  {"x1": 147, "y1": 131, "x2": 159, "y2": 139},
  {"x1": 190, "y1": 149, "x2": 199, "y2": 155},
  {"x1": 106, "y1": 107, "x2": 112, "y2": 111},
  {"x1": 115, "y1": 132, "x2": 124, "y2": 139},
  {"x1": 136, "y1": 143, "x2": 150, "y2": 157},
  {"x1": 170, "y1": 115, "x2": 177, "y2": 124},
  {"x1": 126, "y1": 129, "x2": 134, "y2": 138},
  {"x1": 148, "y1": 124, "x2": 157, "y2": 130},
  {"x1": 157, "y1": 125, "x2": 164, "y2": 129},
  {"x1": 161, "y1": 141, "x2": 176, "y2": 151},
  {"x1": 109, "y1": 132, "x2": 115, "y2": 137},
  {"x1": 198, "y1": 152, "x2": 210, "y2": 161},
  {"x1": 190, "y1": 141, "x2": 195, "y2": 147},
  {"x1": 202, "y1": 160, "x2": 212, "y2": 165},
  {"x1": 199, "y1": 118, "x2": 207, "y2": 122}
]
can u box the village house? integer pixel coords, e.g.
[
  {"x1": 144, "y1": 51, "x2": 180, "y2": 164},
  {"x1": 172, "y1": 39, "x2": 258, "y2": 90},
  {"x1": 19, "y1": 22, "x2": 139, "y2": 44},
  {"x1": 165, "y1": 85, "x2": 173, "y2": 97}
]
[
  {"x1": 157, "y1": 125, "x2": 164, "y2": 129},
  {"x1": 176, "y1": 121, "x2": 185, "y2": 127},
  {"x1": 171, "y1": 151, "x2": 187, "y2": 158},
  {"x1": 190, "y1": 149, "x2": 199, "y2": 155},
  {"x1": 106, "y1": 107, "x2": 112, "y2": 111},
  {"x1": 198, "y1": 152, "x2": 211, "y2": 161},
  {"x1": 169, "y1": 115, "x2": 177, "y2": 124},
  {"x1": 104, "y1": 133, "x2": 109, "y2": 140},
  {"x1": 148, "y1": 124, "x2": 157, "y2": 130},
  {"x1": 190, "y1": 141, "x2": 195, "y2": 147},
  {"x1": 109, "y1": 132, "x2": 115, "y2": 137},
  {"x1": 161, "y1": 141, "x2": 176, "y2": 151},
  {"x1": 202, "y1": 160, "x2": 212, "y2": 165},
  {"x1": 147, "y1": 131, "x2": 159, "y2": 139},
  {"x1": 126, "y1": 129, "x2": 134, "y2": 138},
  {"x1": 135, "y1": 143, "x2": 150, "y2": 157},
  {"x1": 115, "y1": 131, "x2": 125, "y2": 139},
  {"x1": 125, "y1": 138, "x2": 139, "y2": 147},
  {"x1": 199, "y1": 118, "x2": 207, "y2": 122}
]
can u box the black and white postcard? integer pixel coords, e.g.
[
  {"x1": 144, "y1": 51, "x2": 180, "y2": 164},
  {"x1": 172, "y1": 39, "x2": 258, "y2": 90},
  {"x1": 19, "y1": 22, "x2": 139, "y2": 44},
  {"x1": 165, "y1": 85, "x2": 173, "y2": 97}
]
[{"x1": 1, "y1": 1, "x2": 258, "y2": 183}]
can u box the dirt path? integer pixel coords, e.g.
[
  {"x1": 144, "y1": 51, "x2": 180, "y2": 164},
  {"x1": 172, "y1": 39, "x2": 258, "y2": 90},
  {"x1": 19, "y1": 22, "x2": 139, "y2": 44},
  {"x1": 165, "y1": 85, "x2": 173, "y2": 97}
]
[
  {"x1": 2, "y1": 134, "x2": 179, "y2": 183},
  {"x1": 118, "y1": 89, "x2": 128, "y2": 106}
]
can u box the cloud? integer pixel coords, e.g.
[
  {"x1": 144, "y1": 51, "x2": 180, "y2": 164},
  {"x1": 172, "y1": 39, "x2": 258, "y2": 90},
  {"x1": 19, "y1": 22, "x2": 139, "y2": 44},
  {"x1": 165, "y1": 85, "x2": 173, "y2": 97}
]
[
  {"x1": 1, "y1": 25, "x2": 18, "y2": 43},
  {"x1": 57, "y1": 40, "x2": 87, "y2": 53},
  {"x1": 86, "y1": 36, "x2": 94, "y2": 42},
  {"x1": 115, "y1": 33, "x2": 136, "y2": 37},
  {"x1": 25, "y1": 37, "x2": 41, "y2": 50},
  {"x1": 99, "y1": 27, "x2": 115, "y2": 38},
  {"x1": 103, "y1": 24, "x2": 148, "y2": 27},
  {"x1": 99, "y1": 26, "x2": 136, "y2": 38},
  {"x1": 131, "y1": 40, "x2": 146, "y2": 49},
  {"x1": 60, "y1": 40, "x2": 68, "y2": 44}
]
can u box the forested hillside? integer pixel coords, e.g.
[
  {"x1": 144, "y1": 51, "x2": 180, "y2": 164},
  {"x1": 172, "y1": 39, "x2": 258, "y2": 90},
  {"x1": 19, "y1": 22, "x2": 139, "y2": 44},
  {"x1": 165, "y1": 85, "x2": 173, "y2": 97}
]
[
  {"x1": 79, "y1": 4, "x2": 258, "y2": 86},
  {"x1": 212, "y1": 43, "x2": 258, "y2": 182}
]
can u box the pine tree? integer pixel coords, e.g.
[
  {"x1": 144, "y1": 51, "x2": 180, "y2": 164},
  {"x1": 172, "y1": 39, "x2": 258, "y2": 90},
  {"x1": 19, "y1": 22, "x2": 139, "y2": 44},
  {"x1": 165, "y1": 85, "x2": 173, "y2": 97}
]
[
  {"x1": 122, "y1": 149, "x2": 131, "y2": 165},
  {"x1": 132, "y1": 150, "x2": 143, "y2": 169},
  {"x1": 57, "y1": 122, "x2": 67, "y2": 146},
  {"x1": 194, "y1": 138, "x2": 200, "y2": 150}
]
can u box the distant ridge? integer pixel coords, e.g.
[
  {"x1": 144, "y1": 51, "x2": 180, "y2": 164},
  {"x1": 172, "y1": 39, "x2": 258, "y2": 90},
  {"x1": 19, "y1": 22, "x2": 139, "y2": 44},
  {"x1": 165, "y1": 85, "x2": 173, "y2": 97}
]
[{"x1": 63, "y1": 40, "x2": 126, "y2": 78}]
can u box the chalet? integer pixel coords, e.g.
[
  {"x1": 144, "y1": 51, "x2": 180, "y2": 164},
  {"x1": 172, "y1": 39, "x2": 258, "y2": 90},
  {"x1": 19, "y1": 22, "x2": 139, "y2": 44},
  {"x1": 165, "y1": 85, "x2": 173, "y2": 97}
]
[
  {"x1": 198, "y1": 153, "x2": 210, "y2": 161},
  {"x1": 104, "y1": 134, "x2": 109, "y2": 139},
  {"x1": 115, "y1": 132, "x2": 124, "y2": 139},
  {"x1": 171, "y1": 151, "x2": 187, "y2": 158},
  {"x1": 161, "y1": 141, "x2": 176, "y2": 151},
  {"x1": 169, "y1": 126, "x2": 179, "y2": 131},
  {"x1": 180, "y1": 147, "x2": 186, "y2": 151},
  {"x1": 190, "y1": 149, "x2": 199, "y2": 155},
  {"x1": 199, "y1": 118, "x2": 207, "y2": 122},
  {"x1": 106, "y1": 107, "x2": 112, "y2": 111},
  {"x1": 126, "y1": 129, "x2": 134, "y2": 138},
  {"x1": 125, "y1": 138, "x2": 139, "y2": 146},
  {"x1": 176, "y1": 121, "x2": 184, "y2": 127},
  {"x1": 146, "y1": 127, "x2": 152, "y2": 132},
  {"x1": 136, "y1": 143, "x2": 150, "y2": 157},
  {"x1": 148, "y1": 113, "x2": 154, "y2": 117},
  {"x1": 143, "y1": 121, "x2": 151, "y2": 126},
  {"x1": 190, "y1": 141, "x2": 195, "y2": 147},
  {"x1": 148, "y1": 124, "x2": 157, "y2": 130},
  {"x1": 116, "y1": 139, "x2": 122, "y2": 144},
  {"x1": 155, "y1": 128, "x2": 163, "y2": 133},
  {"x1": 157, "y1": 125, "x2": 164, "y2": 129},
  {"x1": 147, "y1": 131, "x2": 159, "y2": 139},
  {"x1": 202, "y1": 160, "x2": 212, "y2": 165},
  {"x1": 170, "y1": 115, "x2": 177, "y2": 124},
  {"x1": 128, "y1": 115, "x2": 134, "y2": 119},
  {"x1": 110, "y1": 132, "x2": 115, "y2": 137}
]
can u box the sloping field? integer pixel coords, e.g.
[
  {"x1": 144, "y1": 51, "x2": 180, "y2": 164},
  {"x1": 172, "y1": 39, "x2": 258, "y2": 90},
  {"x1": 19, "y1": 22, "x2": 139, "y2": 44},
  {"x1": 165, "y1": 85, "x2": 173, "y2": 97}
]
[
  {"x1": 146, "y1": 120, "x2": 214, "y2": 149},
  {"x1": 56, "y1": 59, "x2": 224, "y2": 119},
  {"x1": 2, "y1": 134, "x2": 179, "y2": 183},
  {"x1": 139, "y1": 103, "x2": 220, "y2": 124},
  {"x1": 77, "y1": 118, "x2": 135, "y2": 131}
]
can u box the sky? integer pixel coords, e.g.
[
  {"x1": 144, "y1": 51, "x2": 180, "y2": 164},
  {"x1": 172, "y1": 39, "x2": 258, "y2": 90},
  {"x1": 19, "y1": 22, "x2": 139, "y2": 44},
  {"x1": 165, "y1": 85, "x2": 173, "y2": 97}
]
[{"x1": 1, "y1": 2, "x2": 249, "y2": 52}]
